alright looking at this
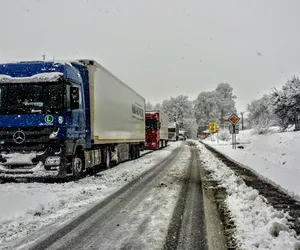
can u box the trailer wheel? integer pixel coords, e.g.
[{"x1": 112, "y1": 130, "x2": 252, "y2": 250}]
[
  {"x1": 105, "y1": 147, "x2": 111, "y2": 168},
  {"x1": 136, "y1": 145, "x2": 141, "y2": 158},
  {"x1": 72, "y1": 150, "x2": 84, "y2": 179},
  {"x1": 129, "y1": 145, "x2": 135, "y2": 160}
]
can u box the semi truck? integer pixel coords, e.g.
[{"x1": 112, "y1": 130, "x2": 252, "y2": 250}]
[
  {"x1": 179, "y1": 130, "x2": 188, "y2": 141},
  {"x1": 145, "y1": 110, "x2": 169, "y2": 150},
  {"x1": 0, "y1": 59, "x2": 145, "y2": 179},
  {"x1": 168, "y1": 122, "x2": 179, "y2": 141}
]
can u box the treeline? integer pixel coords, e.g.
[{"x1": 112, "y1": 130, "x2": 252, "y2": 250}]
[
  {"x1": 246, "y1": 76, "x2": 300, "y2": 132},
  {"x1": 146, "y1": 83, "x2": 237, "y2": 138}
]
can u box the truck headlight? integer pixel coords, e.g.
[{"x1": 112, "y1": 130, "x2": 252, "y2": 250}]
[{"x1": 45, "y1": 156, "x2": 61, "y2": 166}]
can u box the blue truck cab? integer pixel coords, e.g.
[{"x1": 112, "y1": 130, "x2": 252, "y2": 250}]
[{"x1": 0, "y1": 60, "x2": 92, "y2": 178}]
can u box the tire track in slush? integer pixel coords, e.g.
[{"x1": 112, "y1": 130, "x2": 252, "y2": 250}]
[{"x1": 164, "y1": 144, "x2": 207, "y2": 250}]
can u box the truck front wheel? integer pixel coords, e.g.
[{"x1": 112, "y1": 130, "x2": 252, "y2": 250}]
[{"x1": 72, "y1": 150, "x2": 84, "y2": 179}]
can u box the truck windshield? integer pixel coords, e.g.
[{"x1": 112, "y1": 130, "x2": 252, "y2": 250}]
[
  {"x1": 146, "y1": 118, "x2": 158, "y2": 130},
  {"x1": 0, "y1": 83, "x2": 63, "y2": 114}
]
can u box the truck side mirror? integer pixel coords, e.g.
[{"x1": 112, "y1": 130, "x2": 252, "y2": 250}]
[
  {"x1": 70, "y1": 87, "x2": 80, "y2": 110},
  {"x1": 158, "y1": 122, "x2": 161, "y2": 129}
]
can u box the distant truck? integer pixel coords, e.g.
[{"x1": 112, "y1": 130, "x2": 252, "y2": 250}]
[
  {"x1": 179, "y1": 130, "x2": 188, "y2": 141},
  {"x1": 168, "y1": 122, "x2": 179, "y2": 141},
  {"x1": 145, "y1": 110, "x2": 169, "y2": 150},
  {"x1": 0, "y1": 59, "x2": 145, "y2": 178}
]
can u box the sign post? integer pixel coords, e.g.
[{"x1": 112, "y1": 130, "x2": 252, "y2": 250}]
[{"x1": 228, "y1": 114, "x2": 240, "y2": 149}]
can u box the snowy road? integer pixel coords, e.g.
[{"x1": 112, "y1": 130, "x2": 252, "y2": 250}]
[
  {"x1": 164, "y1": 145, "x2": 207, "y2": 250},
  {"x1": 10, "y1": 142, "x2": 220, "y2": 250},
  {"x1": 1, "y1": 143, "x2": 181, "y2": 249},
  {"x1": 31, "y1": 146, "x2": 184, "y2": 250}
]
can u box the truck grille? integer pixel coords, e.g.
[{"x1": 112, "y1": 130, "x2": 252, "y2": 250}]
[{"x1": 0, "y1": 127, "x2": 56, "y2": 152}]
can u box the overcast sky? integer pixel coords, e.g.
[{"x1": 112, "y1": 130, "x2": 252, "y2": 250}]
[{"x1": 1, "y1": 0, "x2": 300, "y2": 112}]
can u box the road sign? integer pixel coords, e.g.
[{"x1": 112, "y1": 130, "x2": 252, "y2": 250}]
[
  {"x1": 228, "y1": 113, "x2": 240, "y2": 125},
  {"x1": 229, "y1": 125, "x2": 234, "y2": 134},
  {"x1": 229, "y1": 124, "x2": 239, "y2": 134},
  {"x1": 234, "y1": 125, "x2": 239, "y2": 134},
  {"x1": 208, "y1": 122, "x2": 217, "y2": 133},
  {"x1": 229, "y1": 124, "x2": 239, "y2": 149}
]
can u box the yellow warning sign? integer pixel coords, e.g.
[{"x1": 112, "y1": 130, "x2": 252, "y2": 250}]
[{"x1": 208, "y1": 122, "x2": 217, "y2": 133}]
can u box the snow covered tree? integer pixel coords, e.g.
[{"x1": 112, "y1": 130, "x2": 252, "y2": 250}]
[
  {"x1": 194, "y1": 91, "x2": 220, "y2": 126},
  {"x1": 182, "y1": 118, "x2": 198, "y2": 139},
  {"x1": 194, "y1": 83, "x2": 237, "y2": 132},
  {"x1": 215, "y1": 82, "x2": 237, "y2": 118},
  {"x1": 247, "y1": 94, "x2": 275, "y2": 131},
  {"x1": 270, "y1": 76, "x2": 300, "y2": 130},
  {"x1": 160, "y1": 95, "x2": 197, "y2": 137},
  {"x1": 161, "y1": 95, "x2": 194, "y2": 124}
]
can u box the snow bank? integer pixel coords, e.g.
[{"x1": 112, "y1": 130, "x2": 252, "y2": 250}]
[
  {"x1": 0, "y1": 141, "x2": 182, "y2": 248},
  {"x1": 197, "y1": 142, "x2": 300, "y2": 250},
  {"x1": 204, "y1": 128, "x2": 300, "y2": 199},
  {"x1": 0, "y1": 72, "x2": 63, "y2": 83}
]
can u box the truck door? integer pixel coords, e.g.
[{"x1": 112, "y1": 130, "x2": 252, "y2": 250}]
[{"x1": 66, "y1": 86, "x2": 86, "y2": 139}]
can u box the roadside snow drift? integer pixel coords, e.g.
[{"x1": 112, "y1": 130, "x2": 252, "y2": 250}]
[
  {"x1": 204, "y1": 128, "x2": 300, "y2": 199},
  {"x1": 0, "y1": 142, "x2": 182, "y2": 249},
  {"x1": 197, "y1": 142, "x2": 300, "y2": 250}
]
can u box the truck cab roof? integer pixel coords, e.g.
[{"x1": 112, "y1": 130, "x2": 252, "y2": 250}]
[{"x1": 0, "y1": 60, "x2": 83, "y2": 84}]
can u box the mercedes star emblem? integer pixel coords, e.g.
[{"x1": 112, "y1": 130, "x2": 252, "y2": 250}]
[{"x1": 13, "y1": 130, "x2": 26, "y2": 144}]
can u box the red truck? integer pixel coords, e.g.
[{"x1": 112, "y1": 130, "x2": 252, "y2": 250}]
[{"x1": 145, "y1": 110, "x2": 169, "y2": 150}]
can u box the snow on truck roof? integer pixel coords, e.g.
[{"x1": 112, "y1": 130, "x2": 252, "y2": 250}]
[
  {"x1": 0, "y1": 59, "x2": 145, "y2": 101},
  {"x1": 0, "y1": 72, "x2": 63, "y2": 83},
  {"x1": 0, "y1": 61, "x2": 81, "y2": 84}
]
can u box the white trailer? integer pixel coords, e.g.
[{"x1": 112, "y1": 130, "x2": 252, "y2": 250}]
[
  {"x1": 81, "y1": 60, "x2": 146, "y2": 167},
  {"x1": 158, "y1": 110, "x2": 169, "y2": 141}
]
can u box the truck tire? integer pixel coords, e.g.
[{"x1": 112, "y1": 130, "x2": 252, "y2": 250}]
[
  {"x1": 129, "y1": 145, "x2": 135, "y2": 160},
  {"x1": 136, "y1": 145, "x2": 140, "y2": 158},
  {"x1": 72, "y1": 150, "x2": 84, "y2": 179},
  {"x1": 105, "y1": 147, "x2": 111, "y2": 169}
]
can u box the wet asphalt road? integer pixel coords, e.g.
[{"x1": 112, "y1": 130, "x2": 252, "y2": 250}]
[{"x1": 20, "y1": 143, "x2": 212, "y2": 250}]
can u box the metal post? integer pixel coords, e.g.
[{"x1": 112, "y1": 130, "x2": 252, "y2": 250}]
[
  {"x1": 234, "y1": 134, "x2": 236, "y2": 149},
  {"x1": 240, "y1": 112, "x2": 244, "y2": 130},
  {"x1": 235, "y1": 134, "x2": 237, "y2": 149},
  {"x1": 232, "y1": 124, "x2": 236, "y2": 149}
]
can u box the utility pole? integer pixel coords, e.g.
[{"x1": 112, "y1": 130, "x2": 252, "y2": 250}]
[{"x1": 240, "y1": 112, "x2": 244, "y2": 130}]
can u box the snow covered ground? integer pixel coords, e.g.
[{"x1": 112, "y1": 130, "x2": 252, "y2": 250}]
[
  {"x1": 203, "y1": 128, "x2": 300, "y2": 199},
  {"x1": 0, "y1": 141, "x2": 182, "y2": 249},
  {"x1": 196, "y1": 141, "x2": 300, "y2": 250}
]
